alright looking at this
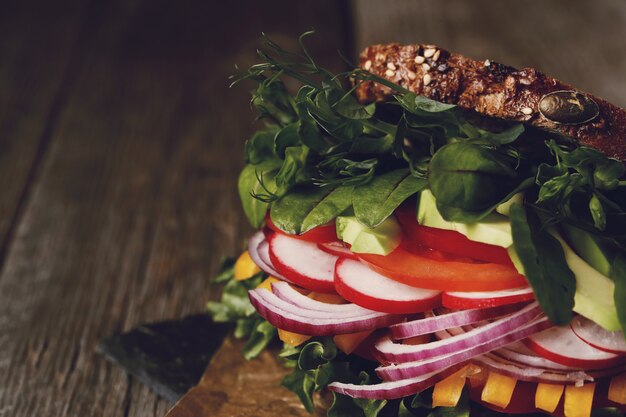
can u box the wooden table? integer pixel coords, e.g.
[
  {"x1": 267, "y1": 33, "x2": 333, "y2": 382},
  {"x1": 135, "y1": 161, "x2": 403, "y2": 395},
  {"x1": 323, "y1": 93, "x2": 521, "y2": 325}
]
[{"x1": 0, "y1": 1, "x2": 624, "y2": 416}]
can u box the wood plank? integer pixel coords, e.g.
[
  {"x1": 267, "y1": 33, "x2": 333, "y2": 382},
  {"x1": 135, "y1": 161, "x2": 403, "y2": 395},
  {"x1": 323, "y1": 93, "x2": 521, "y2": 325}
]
[
  {"x1": 0, "y1": 1, "x2": 350, "y2": 416},
  {"x1": 351, "y1": 0, "x2": 626, "y2": 107},
  {"x1": 0, "y1": 0, "x2": 97, "y2": 261}
]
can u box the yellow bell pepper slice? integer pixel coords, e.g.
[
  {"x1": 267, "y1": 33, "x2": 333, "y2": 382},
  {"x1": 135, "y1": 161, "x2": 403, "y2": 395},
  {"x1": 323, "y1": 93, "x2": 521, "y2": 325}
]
[
  {"x1": 564, "y1": 383, "x2": 595, "y2": 417},
  {"x1": 334, "y1": 330, "x2": 372, "y2": 354},
  {"x1": 234, "y1": 251, "x2": 261, "y2": 280},
  {"x1": 608, "y1": 373, "x2": 626, "y2": 405},
  {"x1": 432, "y1": 365, "x2": 480, "y2": 407},
  {"x1": 535, "y1": 383, "x2": 564, "y2": 413},
  {"x1": 481, "y1": 371, "x2": 517, "y2": 408},
  {"x1": 256, "y1": 276, "x2": 282, "y2": 291}
]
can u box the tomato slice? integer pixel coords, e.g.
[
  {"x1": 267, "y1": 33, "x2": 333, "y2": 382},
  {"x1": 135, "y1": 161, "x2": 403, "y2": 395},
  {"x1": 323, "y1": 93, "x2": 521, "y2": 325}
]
[
  {"x1": 265, "y1": 212, "x2": 337, "y2": 243},
  {"x1": 395, "y1": 202, "x2": 514, "y2": 266},
  {"x1": 358, "y1": 243, "x2": 527, "y2": 292}
]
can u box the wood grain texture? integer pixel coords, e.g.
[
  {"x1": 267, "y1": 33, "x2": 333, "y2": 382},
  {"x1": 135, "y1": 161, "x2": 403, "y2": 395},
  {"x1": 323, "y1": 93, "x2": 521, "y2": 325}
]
[
  {"x1": 351, "y1": 0, "x2": 626, "y2": 107},
  {"x1": 0, "y1": 0, "x2": 97, "y2": 263},
  {"x1": 0, "y1": 1, "x2": 348, "y2": 417}
]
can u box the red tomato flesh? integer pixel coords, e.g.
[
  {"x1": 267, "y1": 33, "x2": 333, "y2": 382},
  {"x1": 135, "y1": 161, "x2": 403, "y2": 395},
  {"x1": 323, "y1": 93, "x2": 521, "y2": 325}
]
[
  {"x1": 395, "y1": 202, "x2": 514, "y2": 266},
  {"x1": 358, "y1": 242, "x2": 527, "y2": 292},
  {"x1": 265, "y1": 212, "x2": 337, "y2": 243}
]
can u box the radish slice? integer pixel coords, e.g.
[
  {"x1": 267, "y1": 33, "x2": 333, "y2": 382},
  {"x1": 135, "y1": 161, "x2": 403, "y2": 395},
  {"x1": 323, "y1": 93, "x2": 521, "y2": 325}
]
[
  {"x1": 375, "y1": 316, "x2": 551, "y2": 381},
  {"x1": 472, "y1": 354, "x2": 594, "y2": 386},
  {"x1": 318, "y1": 242, "x2": 359, "y2": 260},
  {"x1": 526, "y1": 325, "x2": 626, "y2": 370},
  {"x1": 389, "y1": 305, "x2": 521, "y2": 340},
  {"x1": 571, "y1": 315, "x2": 626, "y2": 355},
  {"x1": 268, "y1": 233, "x2": 338, "y2": 293},
  {"x1": 270, "y1": 281, "x2": 376, "y2": 316},
  {"x1": 442, "y1": 287, "x2": 534, "y2": 309},
  {"x1": 334, "y1": 258, "x2": 441, "y2": 314},
  {"x1": 328, "y1": 365, "x2": 462, "y2": 400},
  {"x1": 248, "y1": 289, "x2": 402, "y2": 335},
  {"x1": 375, "y1": 302, "x2": 544, "y2": 362},
  {"x1": 494, "y1": 342, "x2": 580, "y2": 371}
]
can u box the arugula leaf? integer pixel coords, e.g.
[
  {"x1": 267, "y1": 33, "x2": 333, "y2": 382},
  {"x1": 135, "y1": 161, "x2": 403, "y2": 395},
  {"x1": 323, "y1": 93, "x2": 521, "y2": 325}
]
[
  {"x1": 238, "y1": 160, "x2": 281, "y2": 227},
  {"x1": 353, "y1": 169, "x2": 427, "y2": 227},
  {"x1": 612, "y1": 254, "x2": 626, "y2": 336},
  {"x1": 510, "y1": 204, "x2": 576, "y2": 325},
  {"x1": 271, "y1": 184, "x2": 353, "y2": 234}
]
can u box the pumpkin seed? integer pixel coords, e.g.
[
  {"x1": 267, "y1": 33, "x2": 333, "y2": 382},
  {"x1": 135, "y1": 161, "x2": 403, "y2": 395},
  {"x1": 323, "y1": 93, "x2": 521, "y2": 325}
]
[{"x1": 539, "y1": 90, "x2": 599, "y2": 125}]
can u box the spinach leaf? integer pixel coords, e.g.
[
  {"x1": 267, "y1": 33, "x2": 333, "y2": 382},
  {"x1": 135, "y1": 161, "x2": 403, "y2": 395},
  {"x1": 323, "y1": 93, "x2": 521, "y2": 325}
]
[
  {"x1": 274, "y1": 145, "x2": 309, "y2": 195},
  {"x1": 241, "y1": 319, "x2": 276, "y2": 360},
  {"x1": 509, "y1": 204, "x2": 576, "y2": 325},
  {"x1": 238, "y1": 160, "x2": 280, "y2": 228},
  {"x1": 245, "y1": 126, "x2": 279, "y2": 164},
  {"x1": 429, "y1": 143, "x2": 518, "y2": 211},
  {"x1": 612, "y1": 254, "x2": 626, "y2": 336},
  {"x1": 353, "y1": 169, "x2": 427, "y2": 228},
  {"x1": 437, "y1": 177, "x2": 534, "y2": 223},
  {"x1": 274, "y1": 123, "x2": 301, "y2": 158},
  {"x1": 281, "y1": 368, "x2": 317, "y2": 412},
  {"x1": 479, "y1": 123, "x2": 524, "y2": 146},
  {"x1": 270, "y1": 184, "x2": 353, "y2": 234}
]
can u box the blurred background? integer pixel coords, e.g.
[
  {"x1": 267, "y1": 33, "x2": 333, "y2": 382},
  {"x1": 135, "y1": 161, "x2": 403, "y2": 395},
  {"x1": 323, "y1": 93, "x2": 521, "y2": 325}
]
[{"x1": 0, "y1": 1, "x2": 624, "y2": 416}]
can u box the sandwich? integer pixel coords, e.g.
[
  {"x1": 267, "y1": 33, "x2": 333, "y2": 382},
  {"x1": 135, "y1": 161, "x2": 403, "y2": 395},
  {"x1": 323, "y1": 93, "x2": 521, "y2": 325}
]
[{"x1": 207, "y1": 34, "x2": 626, "y2": 416}]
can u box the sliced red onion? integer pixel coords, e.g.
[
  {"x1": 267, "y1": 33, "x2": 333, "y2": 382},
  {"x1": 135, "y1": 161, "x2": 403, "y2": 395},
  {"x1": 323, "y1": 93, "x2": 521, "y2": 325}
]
[
  {"x1": 389, "y1": 305, "x2": 521, "y2": 340},
  {"x1": 270, "y1": 281, "x2": 377, "y2": 316},
  {"x1": 248, "y1": 289, "x2": 402, "y2": 336},
  {"x1": 571, "y1": 315, "x2": 626, "y2": 354},
  {"x1": 473, "y1": 354, "x2": 593, "y2": 387},
  {"x1": 376, "y1": 302, "x2": 543, "y2": 362},
  {"x1": 375, "y1": 316, "x2": 551, "y2": 380},
  {"x1": 247, "y1": 231, "x2": 287, "y2": 280},
  {"x1": 328, "y1": 365, "x2": 463, "y2": 400}
]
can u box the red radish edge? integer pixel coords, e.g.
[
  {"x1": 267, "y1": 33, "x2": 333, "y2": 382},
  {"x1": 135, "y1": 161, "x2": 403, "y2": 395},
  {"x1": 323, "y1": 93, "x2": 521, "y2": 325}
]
[
  {"x1": 570, "y1": 315, "x2": 626, "y2": 355},
  {"x1": 268, "y1": 233, "x2": 338, "y2": 293},
  {"x1": 442, "y1": 287, "x2": 535, "y2": 309},
  {"x1": 525, "y1": 325, "x2": 626, "y2": 370},
  {"x1": 334, "y1": 258, "x2": 441, "y2": 314},
  {"x1": 318, "y1": 241, "x2": 359, "y2": 260}
]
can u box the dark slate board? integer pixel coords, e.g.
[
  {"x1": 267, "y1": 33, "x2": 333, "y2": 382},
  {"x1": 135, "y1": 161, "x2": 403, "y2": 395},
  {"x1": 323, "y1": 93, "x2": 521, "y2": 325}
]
[{"x1": 98, "y1": 314, "x2": 232, "y2": 403}]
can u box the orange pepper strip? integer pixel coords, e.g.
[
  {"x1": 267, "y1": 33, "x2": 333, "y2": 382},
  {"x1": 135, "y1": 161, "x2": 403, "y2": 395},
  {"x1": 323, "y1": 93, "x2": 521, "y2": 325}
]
[
  {"x1": 535, "y1": 383, "x2": 564, "y2": 413},
  {"x1": 432, "y1": 364, "x2": 480, "y2": 407},
  {"x1": 467, "y1": 366, "x2": 487, "y2": 389},
  {"x1": 564, "y1": 383, "x2": 595, "y2": 417},
  {"x1": 481, "y1": 371, "x2": 517, "y2": 408},
  {"x1": 608, "y1": 373, "x2": 626, "y2": 405},
  {"x1": 234, "y1": 251, "x2": 261, "y2": 281},
  {"x1": 334, "y1": 331, "x2": 373, "y2": 354}
]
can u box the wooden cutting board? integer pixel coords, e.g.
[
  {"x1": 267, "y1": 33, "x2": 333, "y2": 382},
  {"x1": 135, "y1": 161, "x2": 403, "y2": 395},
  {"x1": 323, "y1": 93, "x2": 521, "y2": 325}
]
[{"x1": 165, "y1": 337, "x2": 327, "y2": 417}]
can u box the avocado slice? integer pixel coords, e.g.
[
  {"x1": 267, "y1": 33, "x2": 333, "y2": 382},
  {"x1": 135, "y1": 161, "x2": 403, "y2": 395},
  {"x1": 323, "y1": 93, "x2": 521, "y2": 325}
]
[
  {"x1": 336, "y1": 216, "x2": 402, "y2": 255},
  {"x1": 417, "y1": 190, "x2": 513, "y2": 248},
  {"x1": 560, "y1": 224, "x2": 618, "y2": 278}
]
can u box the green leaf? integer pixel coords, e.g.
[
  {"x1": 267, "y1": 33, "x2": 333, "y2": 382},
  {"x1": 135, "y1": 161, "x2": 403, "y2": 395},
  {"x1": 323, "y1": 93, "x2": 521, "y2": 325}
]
[
  {"x1": 281, "y1": 368, "x2": 317, "y2": 412},
  {"x1": 589, "y1": 193, "x2": 607, "y2": 230},
  {"x1": 271, "y1": 185, "x2": 353, "y2": 234},
  {"x1": 242, "y1": 319, "x2": 276, "y2": 359},
  {"x1": 274, "y1": 123, "x2": 301, "y2": 158},
  {"x1": 353, "y1": 169, "x2": 427, "y2": 227},
  {"x1": 429, "y1": 143, "x2": 519, "y2": 211},
  {"x1": 274, "y1": 146, "x2": 309, "y2": 194},
  {"x1": 252, "y1": 77, "x2": 297, "y2": 126},
  {"x1": 238, "y1": 161, "x2": 281, "y2": 227},
  {"x1": 510, "y1": 204, "x2": 576, "y2": 325},
  {"x1": 211, "y1": 257, "x2": 236, "y2": 284},
  {"x1": 245, "y1": 126, "x2": 279, "y2": 164},
  {"x1": 397, "y1": 93, "x2": 457, "y2": 113},
  {"x1": 480, "y1": 123, "x2": 524, "y2": 145},
  {"x1": 438, "y1": 177, "x2": 534, "y2": 223},
  {"x1": 591, "y1": 408, "x2": 625, "y2": 417},
  {"x1": 298, "y1": 338, "x2": 337, "y2": 370},
  {"x1": 332, "y1": 92, "x2": 376, "y2": 120},
  {"x1": 612, "y1": 254, "x2": 626, "y2": 336}
]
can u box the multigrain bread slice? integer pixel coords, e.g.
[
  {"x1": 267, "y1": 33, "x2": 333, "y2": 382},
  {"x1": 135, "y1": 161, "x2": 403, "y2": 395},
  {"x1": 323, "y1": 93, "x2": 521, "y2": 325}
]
[{"x1": 355, "y1": 43, "x2": 626, "y2": 161}]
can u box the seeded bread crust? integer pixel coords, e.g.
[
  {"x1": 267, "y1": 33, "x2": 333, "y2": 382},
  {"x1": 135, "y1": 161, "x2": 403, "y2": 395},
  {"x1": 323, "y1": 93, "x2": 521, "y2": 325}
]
[{"x1": 355, "y1": 43, "x2": 626, "y2": 161}]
